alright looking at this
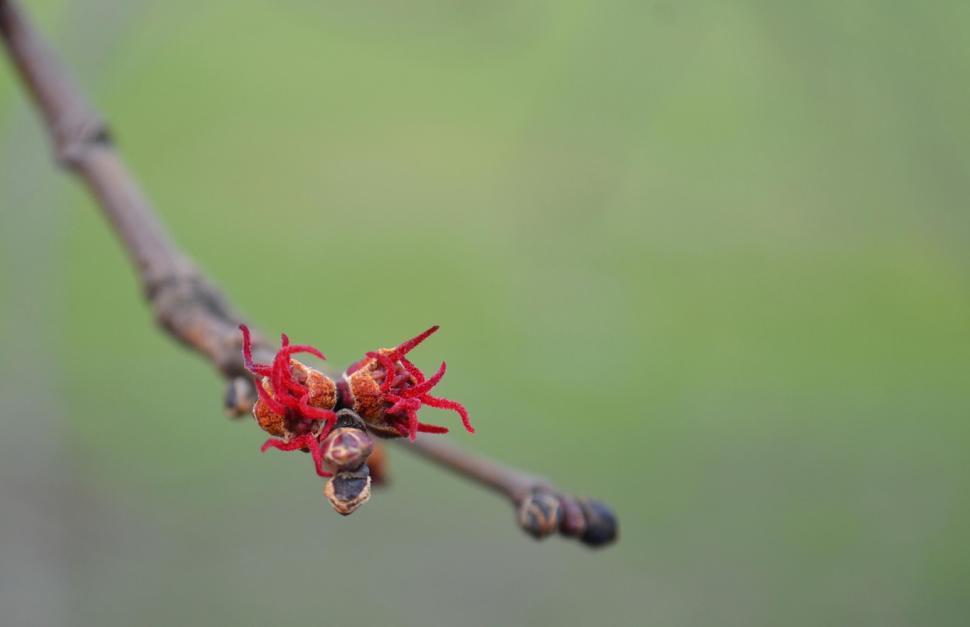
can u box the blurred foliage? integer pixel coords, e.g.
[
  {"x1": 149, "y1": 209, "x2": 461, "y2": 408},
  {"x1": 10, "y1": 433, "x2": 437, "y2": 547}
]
[{"x1": 1, "y1": 1, "x2": 969, "y2": 626}]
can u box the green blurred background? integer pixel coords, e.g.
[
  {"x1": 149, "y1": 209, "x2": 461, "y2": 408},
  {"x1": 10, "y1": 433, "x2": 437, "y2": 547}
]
[{"x1": 2, "y1": 1, "x2": 969, "y2": 625}]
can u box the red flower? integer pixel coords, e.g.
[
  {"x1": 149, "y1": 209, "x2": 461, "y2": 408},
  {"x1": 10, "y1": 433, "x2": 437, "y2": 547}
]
[
  {"x1": 340, "y1": 325, "x2": 474, "y2": 441},
  {"x1": 240, "y1": 324, "x2": 338, "y2": 477}
]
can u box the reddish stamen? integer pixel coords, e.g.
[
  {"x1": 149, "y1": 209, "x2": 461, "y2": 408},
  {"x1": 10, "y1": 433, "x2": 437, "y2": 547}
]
[
  {"x1": 393, "y1": 325, "x2": 440, "y2": 357},
  {"x1": 399, "y1": 356, "x2": 426, "y2": 383},
  {"x1": 260, "y1": 434, "x2": 313, "y2": 453},
  {"x1": 239, "y1": 324, "x2": 272, "y2": 376},
  {"x1": 401, "y1": 361, "x2": 446, "y2": 398},
  {"x1": 272, "y1": 343, "x2": 328, "y2": 409},
  {"x1": 298, "y1": 394, "x2": 337, "y2": 438},
  {"x1": 420, "y1": 394, "x2": 474, "y2": 433},
  {"x1": 252, "y1": 375, "x2": 287, "y2": 416},
  {"x1": 417, "y1": 422, "x2": 449, "y2": 434},
  {"x1": 407, "y1": 409, "x2": 419, "y2": 441},
  {"x1": 365, "y1": 351, "x2": 398, "y2": 393},
  {"x1": 308, "y1": 439, "x2": 333, "y2": 478}
]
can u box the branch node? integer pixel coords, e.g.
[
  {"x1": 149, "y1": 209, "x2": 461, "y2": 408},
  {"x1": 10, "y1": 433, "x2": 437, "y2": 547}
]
[
  {"x1": 54, "y1": 115, "x2": 111, "y2": 169},
  {"x1": 224, "y1": 376, "x2": 255, "y2": 417}
]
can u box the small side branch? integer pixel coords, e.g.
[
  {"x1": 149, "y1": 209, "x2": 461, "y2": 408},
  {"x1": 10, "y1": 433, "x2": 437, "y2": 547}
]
[{"x1": 0, "y1": 0, "x2": 617, "y2": 547}]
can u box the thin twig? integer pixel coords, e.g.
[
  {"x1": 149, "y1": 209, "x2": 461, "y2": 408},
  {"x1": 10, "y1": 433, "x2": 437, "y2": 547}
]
[
  {"x1": 0, "y1": 0, "x2": 263, "y2": 376},
  {"x1": 0, "y1": 0, "x2": 617, "y2": 547}
]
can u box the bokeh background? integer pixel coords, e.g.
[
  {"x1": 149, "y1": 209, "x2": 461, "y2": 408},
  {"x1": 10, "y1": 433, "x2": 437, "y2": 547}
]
[{"x1": 2, "y1": 1, "x2": 969, "y2": 625}]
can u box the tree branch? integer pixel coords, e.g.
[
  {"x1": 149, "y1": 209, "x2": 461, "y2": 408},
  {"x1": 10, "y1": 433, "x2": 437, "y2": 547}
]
[{"x1": 0, "y1": 0, "x2": 617, "y2": 547}]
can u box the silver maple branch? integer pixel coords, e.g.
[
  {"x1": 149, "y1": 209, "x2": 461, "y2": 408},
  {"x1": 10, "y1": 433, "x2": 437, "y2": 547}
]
[{"x1": 0, "y1": 0, "x2": 617, "y2": 548}]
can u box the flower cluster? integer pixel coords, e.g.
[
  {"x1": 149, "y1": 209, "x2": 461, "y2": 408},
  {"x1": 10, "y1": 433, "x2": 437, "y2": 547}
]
[{"x1": 239, "y1": 324, "x2": 473, "y2": 479}]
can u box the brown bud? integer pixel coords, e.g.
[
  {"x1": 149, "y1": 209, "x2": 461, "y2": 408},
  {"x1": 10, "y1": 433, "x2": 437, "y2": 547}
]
[
  {"x1": 304, "y1": 366, "x2": 338, "y2": 411},
  {"x1": 319, "y1": 427, "x2": 373, "y2": 471},
  {"x1": 342, "y1": 358, "x2": 402, "y2": 437},
  {"x1": 224, "y1": 377, "x2": 255, "y2": 417},
  {"x1": 556, "y1": 495, "x2": 587, "y2": 538},
  {"x1": 253, "y1": 377, "x2": 287, "y2": 437},
  {"x1": 577, "y1": 498, "x2": 618, "y2": 548},
  {"x1": 251, "y1": 360, "x2": 338, "y2": 439},
  {"x1": 517, "y1": 492, "x2": 562, "y2": 540},
  {"x1": 324, "y1": 466, "x2": 372, "y2": 515},
  {"x1": 334, "y1": 408, "x2": 368, "y2": 431},
  {"x1": 367, "y1": 443, "x2": 388, "y2": 486}
]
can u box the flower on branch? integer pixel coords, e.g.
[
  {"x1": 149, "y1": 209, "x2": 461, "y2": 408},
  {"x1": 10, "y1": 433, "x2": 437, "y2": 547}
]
[
  {"x1": 340, "y1": 325, "x2": 474, "y2": 441},
  {"x1": 239, "y1": 323, "x2": 473, "y2": 503},
  {"x1": 240, "y1": 324, "x2": 340, "y2": 477}
]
